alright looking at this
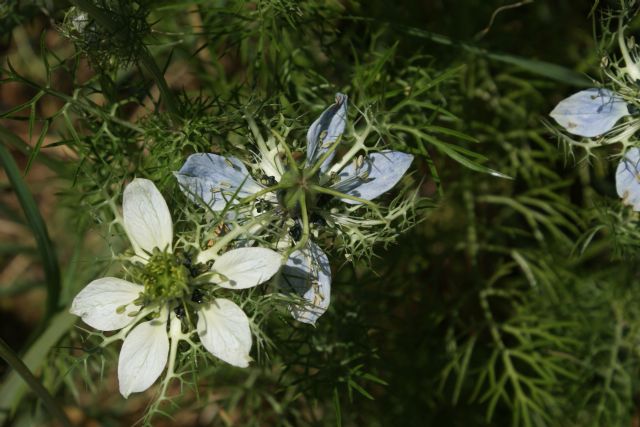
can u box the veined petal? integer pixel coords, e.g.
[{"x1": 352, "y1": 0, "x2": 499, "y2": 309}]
[
  {"x1": 616, "y1": 147, "x2": 640, "y2": 211},
  {"x1": 70, "y1": 277, "x2": 142, "y2": 331},
  {"x1": 118, "y1": 317, "x2": 169, "y2": 398},
  {"x1": 197, "y1": 298, "x2": 252, "y2": 367},
  {"x1": 332, "y1": 150, "x2": 413, "y2": 205},
  {"x1": 175, "y1": 153, "x2": 264, "y2": 211},
  {"x1": 280, "y1": 241, "x2": 331, "y2": 325},
  {"x1": 550, "y1": 88, "x2": 630, "y2": 137},
  {"x1": 212, "y1": 247, "x2": 282, "y2": 289},
  {"x1": 123, "y1": 178, "x2": 173, "y2": 259},
  {"x1": 306, "y1": 93, "x2": 348, "y2": 171}
]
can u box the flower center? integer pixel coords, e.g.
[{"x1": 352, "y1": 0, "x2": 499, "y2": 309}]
[
  {"x1": 277, "y1": 168, "x2": 327, "y2": 217},
  {"x1": 139, "y1": 249, "x2": 190, "y2": 303}
]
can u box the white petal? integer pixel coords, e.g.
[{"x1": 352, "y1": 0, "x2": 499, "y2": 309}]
[
  {"x1": 550, "y1": 88, "x2": 630, "y2": 137},
  {"x1": 280, "y1": 241, "x2": 331, "y2": 325},
  {"x1": 175, "y1": 153, "x2": 264, "y2": 211},
  {"x1": 616, "y1": 147, "x2": 640, "y2": 211},
  {"x1": 258, "y1": 146, "x2": 284, "y2": 181},
  {"x1": 306, "y1": 93, "x2": 348, "y2": 171},
  {"x1": 118, "y1": 318, "x2": 169, "y2": 398},
  {"x1": 332, "y1": 150, "x2": 413, "y2": 205},
  {"x1": 123, "y1": 178, "x2": 173, "y2": 258},
  {"x1": 197, "y1": 298, "x2": 252, "y2": 367},
  {"x1": 70, "y1": 277, "x2": 142, "y2": 331},
  {"x1": 212, "y1": 247, "x2": 282, "y2": 289}
]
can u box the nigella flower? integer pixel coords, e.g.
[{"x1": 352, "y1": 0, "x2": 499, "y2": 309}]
[
  {"x1": 175, "y1": 93, "x2": 414, "y2": 324},
  {"x1": 616, "y1": 147, "x2": 640, "y2": 211},
  {"x1": 550, "y1": 88, "x2": 631, "y2": 137},
  {"x1": 549, "y1": 24, "x2": 640, "y2": 139},
  {"x1": 70, "y1": 178, "x2": 281, "y2": 397}
]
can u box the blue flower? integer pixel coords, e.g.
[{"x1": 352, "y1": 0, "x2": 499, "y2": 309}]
[
  {"x1": 175, "y1": 93, "x2": 414, "y2": 324},
  {"x1": 550, "y1": 88, "x2": 630, "y2": 138},
  {"x1": 616, "y1": 147, "x2": 640, "y2": 211}
]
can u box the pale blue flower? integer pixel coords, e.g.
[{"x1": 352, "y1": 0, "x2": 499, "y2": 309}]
[
  {"x1": 616, "y1": 147, "x2": 640, "y2": 211},
  {"x1": 550, "y1": 88, "x2": 630, "y2": 137},
  {"x1": 175, "y1": 93, "x2": 413, "y2": 324}
]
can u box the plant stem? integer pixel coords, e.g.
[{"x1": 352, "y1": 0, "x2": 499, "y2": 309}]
[
  {"x1": 197, "y1": 215, "x2": 271, "y2": 263},
  {"x1": 238, "y1": 183, "x2": 282, "y2": 205},
  {"x1": 310, "y1": 184, "x2": 383, "y2": 218},
  {"x1": 306, "y1": 136, "x2": 342, "y2": 178},
  {"x1": 327, "y1": 125, "x2": 371, "y2": 176},
  {"x1": 270, "y1": 129, "x2": 297, "y2": 168},
  {"x1": 0, "y1": 337, "x2": 71, "y2": 427}
]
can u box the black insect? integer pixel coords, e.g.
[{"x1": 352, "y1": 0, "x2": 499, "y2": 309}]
[
  {"x1": 316, "y1": 193, "x2": 333, "y2": 208},
  {"x1": 182, "y1": 255, "x2": 200, "y2": 277},
  {"x1": 628, "y1": 104, "x2": 639, "y2": 115},
  {"x1": 289, "y1": 222, "x2": 302, "y2": 241},
  {"x1": 310, "y1": 213, "x2": 326, "y2": 226},
  {"x1": 262, "y1": 175, "x2": 278, "y2": 186},
  {"x1": 191, "y1": 288, "x2": 204, "y2": 304},
  {"x1": 256, "y1": 200, "x2": 269, "y2": 213},
  {"x1": 174, "y1": 305, "x2": 186, "y2": 318}
]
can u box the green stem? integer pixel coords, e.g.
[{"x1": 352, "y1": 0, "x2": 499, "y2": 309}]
[
  {"x1": 618, "y1": 16, "x2": 640, "y2": 81},
  {"x1": 300, "y1": 194, "x2": 310, "y2": 247},
  {"x1": 160, "y1": 314, "x2": 181, "y2": 398},
  {"x1": 2, "y1": 70, "x2": 143, "y2": 133},
  {"x1": 0, "y1": 143, "x2": 61, "y2": 320},
  {"x1": 310, "y1": 184, "x2": 383, "y2": 218},
  {"x1": 0, "y1": 337, "x2": 71, "y2": 427},
  {"x1": 285, "y1": 193, "x2": 310, "y2": 258},
  {"x1": 238, "y1": 183, "x2": 282, "y2": 205},
  {"x1": 306, "y1": 136, "x2": 343, "y2": 177},
  {"x1": 270, "y1": 129, "x2": 298, "y2": 169},
  {"x1": 0, "y1": 125, "x2": 64, "y2": 175},
  {"x1": 326, "y1": 125, "x2": 371, "y2": 176},
  {"x1": 197, "y1": 215, "x2": 271, "y2": 263},
  {"x1": 68, "y1": 0, "x2": 181, "y2": 117}
]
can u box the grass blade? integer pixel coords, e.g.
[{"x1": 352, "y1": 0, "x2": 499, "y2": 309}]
[
  {"x1": 395, "y1": 23, "x2": 592, "y2": 87},
  {"x1": 0, "y1": 142, "x2": 61, "y2": 319}
]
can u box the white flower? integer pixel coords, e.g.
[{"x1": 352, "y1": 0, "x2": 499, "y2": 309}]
[
  {"x1": 70, "y1": 178, "x2": 282, "y2": 397},
  {"x1": 175, "y1": 93, "x2": 413, "y2": 324}
]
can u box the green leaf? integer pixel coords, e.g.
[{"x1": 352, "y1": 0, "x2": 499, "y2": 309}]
[
  {"x1": 25, "y1": 119, "x2": 50, "y2": 176},
  {"x1": 0, "y1": 142, "x2": 61, "y2": 319},
  {"x1": 394, "y1": 23, "x2": 592, "y2": 87},
  {"x1": 333, "y1": 387, "x2": 342, "y2": 427}
]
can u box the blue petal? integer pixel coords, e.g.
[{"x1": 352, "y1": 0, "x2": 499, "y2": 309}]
[
  {"x1": 550, "y1": 88, "x2": 629, "y2": 137},
  {"x1": 616, "y1": 147, "x2": 640, "y2": 211},
  {"x1": 306, "y1": 93, "x2": 348, "y2": 171},
  {"x1": 175, "y1": 153, "x2": 263, "y2": 211},
  {"x1": 280, "y1": 241, "x2": 331, "y2": 325},
  {"x1": 332, "y1": 150, "x2": 413, "y2": 205}
]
